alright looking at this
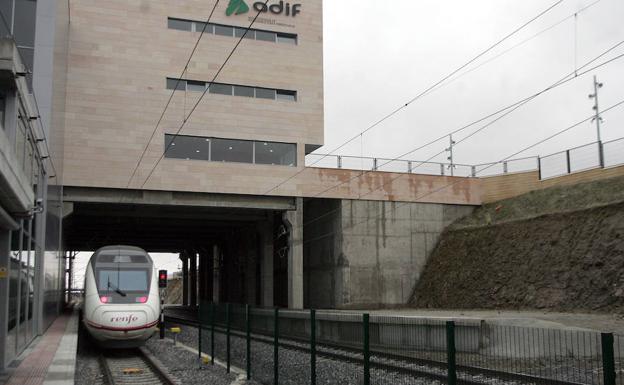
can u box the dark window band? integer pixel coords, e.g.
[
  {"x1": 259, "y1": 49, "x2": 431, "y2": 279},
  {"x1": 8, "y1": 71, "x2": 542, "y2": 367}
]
[
  {"x1": 164, "y1": 134, "x2": 297, "y2": 167},
  {"x1": 166, "y1": 78, "x2": 297, "y2": 102},
  {"x1": 168, "y1": 17, "x2": 297, "y2": 45}
]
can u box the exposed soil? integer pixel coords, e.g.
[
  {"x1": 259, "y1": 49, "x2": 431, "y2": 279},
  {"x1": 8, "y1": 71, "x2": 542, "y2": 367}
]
[{"x1": 411, "y1": 175, "x2": 624, "y2": 313}]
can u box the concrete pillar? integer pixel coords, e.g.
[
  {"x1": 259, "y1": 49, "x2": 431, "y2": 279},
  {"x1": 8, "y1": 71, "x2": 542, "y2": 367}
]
[
  {"x1": 284, "y1": 198, "x2": 304, "y2": 309},
  {"x1": 0, "y1": 230, "x2": 10, "y2": 372},
  {"x1": 180, "y1": 253, "x2": 189, "y2": 306},
  {"x1": 189, "y1": 251, "x2": 197, "y2": 307},
  {"x1": 258, "y1": 216, "x2": 274, "y2": 308},
  {"x1": 212, "y1": 245, "x2": 220, "y2": 303},
  {"x1": 200, "y1": 249, "x2": 213, "y2": 304}
]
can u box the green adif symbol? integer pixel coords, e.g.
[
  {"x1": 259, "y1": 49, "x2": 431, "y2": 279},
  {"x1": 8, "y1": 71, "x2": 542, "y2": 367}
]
[{"x1": 226, "y1": 0, "x2": 250, "y2": 16}]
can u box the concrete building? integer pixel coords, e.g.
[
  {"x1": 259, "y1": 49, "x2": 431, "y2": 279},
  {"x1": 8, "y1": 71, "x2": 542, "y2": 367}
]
[
  {"x1": 57, "y1": 0, "x2": 480, "y2": 313},
  {"x1": 0, "y1": 0, "x2": 68, "y2": 373}
]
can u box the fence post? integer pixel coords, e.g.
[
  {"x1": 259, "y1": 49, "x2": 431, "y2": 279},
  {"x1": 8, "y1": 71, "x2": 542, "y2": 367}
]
[
  {"x1": 602, "y1": 333, "x2": 616, "y2": 385},
  {"x1": 310, "y1": 309, "x2": 316, "y2": 385},
  {"x1": 274, "y1": 308, "x2": 279, "y2": 385},
  {"x1": 246, "y1": 304, "x2": 251, "y2": 380},
  {"x1": 210, "y1": 302, "x2": 215, "y2": 365},
  {"x1": 226, "y1": 303, "x2": 231, "y2": 373},
  {"x1": 197, "y1": 303, "x2": 202, "y2": 362},
  {"x1": 566, "y1": 150, "x2": 571, "y2": 174},
  {"x1": 446, "y1": 321, "x2": 457, "y2": 385},
  {"x1": 363, "y1": 313, "x2": 370, "y2": 385}
]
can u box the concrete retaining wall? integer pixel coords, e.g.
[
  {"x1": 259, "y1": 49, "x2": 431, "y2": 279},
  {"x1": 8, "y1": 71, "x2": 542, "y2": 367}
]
[{"x1": 304, "y1": 199, "x2": 474, "y2": 309}]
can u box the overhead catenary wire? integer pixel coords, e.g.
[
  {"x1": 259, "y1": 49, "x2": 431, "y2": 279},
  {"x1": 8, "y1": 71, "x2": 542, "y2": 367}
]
[
  {"x1": 136, "y1": 0, "x2": 271, "y2": 189},
  {"x1": 261, "y1": 0, "x2": 567, "y2": 196},
  {"x1": 302, "y1": 43, "x2": 624, "y2": 227},
  {"x1": 125, "y1": 0, "x2": 221, "y2": 189},
  {"x1": 309, "y1": 40, "x2": 624, "y2": 200},
  {"x1": 301, "y1": 98, "x2": 624, "y2": 246}
]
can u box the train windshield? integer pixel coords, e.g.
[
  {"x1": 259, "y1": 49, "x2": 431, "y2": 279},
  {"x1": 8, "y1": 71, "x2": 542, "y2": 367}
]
[{"x1": 97, "y1": 269, "x2": 149, "y2": 293}]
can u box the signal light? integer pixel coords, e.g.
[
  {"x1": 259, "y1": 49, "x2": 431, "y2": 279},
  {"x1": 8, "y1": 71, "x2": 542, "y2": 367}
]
[{"x1": 158, "y1": 270, "x2": 167, "y2": 288}]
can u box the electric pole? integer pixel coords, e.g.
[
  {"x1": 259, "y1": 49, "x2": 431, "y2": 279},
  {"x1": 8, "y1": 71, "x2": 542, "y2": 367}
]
[
  {"x1": 588, "y1": 75, "x2": 604, "y2": 166},
  {"x1": 446, "y1": 135, "x2": 456, "y2": 176}
]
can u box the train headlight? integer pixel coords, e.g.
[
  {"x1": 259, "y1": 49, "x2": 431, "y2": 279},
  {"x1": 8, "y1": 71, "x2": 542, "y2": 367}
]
[
  {"x1": 136, "y1": 296, "x2": 148, "y2": 303},
  {"x1": 100, "y1": 296, "x2": 112, "y2": 303}
]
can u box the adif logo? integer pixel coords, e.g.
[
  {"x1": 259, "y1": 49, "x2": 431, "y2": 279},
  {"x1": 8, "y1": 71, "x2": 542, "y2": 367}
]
[
  {"x1": 226, "y1": 0, "x2": 302, "y2": 17},
  {"x1": 226, "y1": 0, "x2": 249, "y2": 16}
]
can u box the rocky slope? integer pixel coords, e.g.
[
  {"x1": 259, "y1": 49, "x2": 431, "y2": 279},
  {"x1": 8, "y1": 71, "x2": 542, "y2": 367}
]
[{"x1": 410, "y1": 175, "x2": 624, "y2": 312}]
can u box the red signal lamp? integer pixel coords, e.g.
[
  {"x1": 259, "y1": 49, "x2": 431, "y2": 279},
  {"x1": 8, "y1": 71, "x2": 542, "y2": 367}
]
[{"x1": 158, "y1": 270, "x2": 167, "y2": 288}]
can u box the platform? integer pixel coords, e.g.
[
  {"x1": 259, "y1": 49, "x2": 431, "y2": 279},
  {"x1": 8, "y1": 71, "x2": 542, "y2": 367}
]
[{"x1": 0, "y1": 310, "x2": 79, "y2": 385}]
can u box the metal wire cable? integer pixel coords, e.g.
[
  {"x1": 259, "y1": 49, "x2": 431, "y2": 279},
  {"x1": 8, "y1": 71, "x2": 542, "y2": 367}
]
[
  {"x1": 301, "y1": 98, "x2": 624, "y2": 246},
  {"x1": 125, "y1": 0, "x2": 221, "y2": 189},
  {"x1": 137, "y1": 0, "x2": 270, "y2": 189},
  {"x1": 302, "y1": 44, "x2": 624, "y2": 227},
  {"x1": 261, "y1": 0, "x2": 567, "y2": 196}
]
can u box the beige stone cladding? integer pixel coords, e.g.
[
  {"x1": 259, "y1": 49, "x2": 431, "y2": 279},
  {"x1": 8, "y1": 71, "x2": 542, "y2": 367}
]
[{"x1": 63, "y1": 0, "x2": 323, "y2": 189}]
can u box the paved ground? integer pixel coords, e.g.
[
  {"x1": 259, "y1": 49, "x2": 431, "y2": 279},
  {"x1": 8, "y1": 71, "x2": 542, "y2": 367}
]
[
  {"x1": 1, "y1": 310, "x2": 78, "y2": 385},
  {"x1": 338, "y1": 309, "x2": 624, "y2": 333}
]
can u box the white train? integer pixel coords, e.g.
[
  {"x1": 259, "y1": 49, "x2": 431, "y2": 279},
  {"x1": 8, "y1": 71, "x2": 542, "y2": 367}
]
[{"x1": 82, "y1": 246, "x2": 161, "y2": 348}]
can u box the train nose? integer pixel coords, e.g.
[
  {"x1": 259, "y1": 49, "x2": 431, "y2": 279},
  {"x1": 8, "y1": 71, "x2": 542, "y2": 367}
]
[{"x1": 89, "y1": 305, "x2": 157, "y2": 331}]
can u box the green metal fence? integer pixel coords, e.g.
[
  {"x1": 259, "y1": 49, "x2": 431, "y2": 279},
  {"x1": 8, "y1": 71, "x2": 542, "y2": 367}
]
[{"x1": 197, "y1": 302, "x2": 621, "y2": 385}]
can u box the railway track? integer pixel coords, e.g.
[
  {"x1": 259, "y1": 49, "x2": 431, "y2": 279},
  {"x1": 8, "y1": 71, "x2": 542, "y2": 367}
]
[
  {"x1": 164, "y1": 308, "x2": 585, "y2": 385},
  {"x1": 100, "y1": 348, "x2": 178, "y2": 385}
]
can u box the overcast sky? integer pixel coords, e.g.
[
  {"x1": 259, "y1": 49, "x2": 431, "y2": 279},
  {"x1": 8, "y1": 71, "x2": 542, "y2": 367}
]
[{"x1": 322, "y1": 0, "x2": 624, "y2": 170}]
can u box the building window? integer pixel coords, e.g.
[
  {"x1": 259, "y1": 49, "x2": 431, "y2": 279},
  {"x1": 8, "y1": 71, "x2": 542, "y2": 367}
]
[
  {"x1": 168, "y1": 18, "x2": 192, "y2": 31},
  {"x1": 164, "y1": 134, "x2": 297, "y2": 167},
  {"x1": 209, "y1": 83, "x2": 233, "y2": 96},
  {"x1": 164, "y1": 135, "x2": 209, "y2": 160},
  {"x1": 276, "y1": 90, "x2": 297, "y2": 102},
  {"x1": 168, "y1": 17, "x2": 298, "y2": 45},
  {"x1": 166, "y1": 78, "x2": 297, "y2": 102},
  {"x1": 211, "y1": 138, "x2": 254, "y2": 163},
  {"x1": 254, "y1": 141, "x2": 297, "y2": 166},
  {"x1": 255, "y1": 88, "x2": 277, "y2": 100}
]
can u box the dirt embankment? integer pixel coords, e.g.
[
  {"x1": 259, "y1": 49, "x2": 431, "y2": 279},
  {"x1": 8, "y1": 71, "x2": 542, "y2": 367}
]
[
  {"x1": 410, "y1": 175, "x2": 624, "y2": 313},
  {"x1": 165, "y1": 277, "x2": 182, "y2": 304}
]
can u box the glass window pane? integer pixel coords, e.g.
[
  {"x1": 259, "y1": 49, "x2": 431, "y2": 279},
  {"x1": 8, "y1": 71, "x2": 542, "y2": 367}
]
[
  {"x1": 17, "y1": 47, "x2": 34, "y2": 91},
  {"x1": 194, "y1": 22, "x2": 212, "y2": 34},
  {"x1": 14, "y1": 0, "x2": 37, "y2": 47},
  {"x1": 164, "y1": 134, "x2": 209, "y2": 160},
  {"x1": 0, "y1": 0, "x2": 12, "y2": 37},
  {"x1": 209, "y1": 83, "x2": 232, "y2": 96},
  {"x1": 234, "y1": 85, "x2": 254, "y2": 98},
  {"x1": 255, "y1": 88, "x2": 276, "y2": 100},
  {"x1": 187, "y1": 80, "x2": 205, "y2": 92},
  {"x1": 166, "y1": 78, "x2": 186, "y2": 91},
  {"x1": 255, "y1": 30, "x2": 276, "y2": 42},
  {"x1": 276, "y1": 33, "x2": 297, "y2": 45},
  {"x1": 255, "y1": 142, "x2": 297, "y2": 166},
  {"x1": 97, "y1": 270, "x2": 149, "y2": 292},
  {"x1": 168, "y1": 18, "x2": 192, "y2": 31},
  {"x1": 211, "y1": 138, "x2": 253, "y2": 163},
  {"x1": 214, "y1": 25, "x2": 234, "y2": 37},
  {"x1": 276, "y1": 90, "x2": 297, "y2": 102},
  {"x1": 235, "y1": 28, "x2": 255, "y2": 39}
]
